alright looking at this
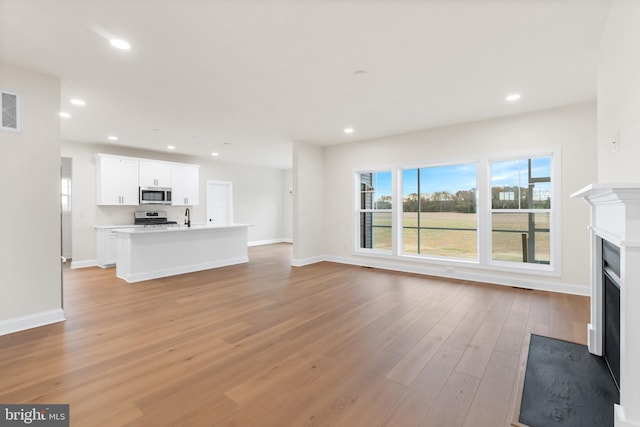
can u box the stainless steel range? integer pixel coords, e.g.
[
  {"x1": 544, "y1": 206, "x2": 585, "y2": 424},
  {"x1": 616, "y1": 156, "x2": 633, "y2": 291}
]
[{"x1": 134, "y1": 211, "x2": 179, "y2": 228}]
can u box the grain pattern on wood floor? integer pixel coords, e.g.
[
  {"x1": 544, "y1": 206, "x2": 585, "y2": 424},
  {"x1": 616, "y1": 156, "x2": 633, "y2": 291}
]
[{"x1": 0, "y1": 244, "x2": 589, "y2": 426}]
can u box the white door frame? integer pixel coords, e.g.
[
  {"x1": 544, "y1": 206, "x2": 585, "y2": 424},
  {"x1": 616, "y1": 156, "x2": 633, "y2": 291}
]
[{"x1": 206, "y1": 180, "x2": 233, "y2": 225}]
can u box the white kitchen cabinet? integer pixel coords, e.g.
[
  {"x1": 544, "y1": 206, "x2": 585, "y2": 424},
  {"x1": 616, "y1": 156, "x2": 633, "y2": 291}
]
[
  {"x1": 96, "y1": 228, "x2": 119, "y2": 267},
  {"x1": 96, "y1": 155, "x2": 139, "y2": 205},
  {"x1": 171, "y1": 164, "x2": 200, "y2": 205},
  {"x1": 139, "y1": 160, "x2": 172, "y2": 188}
]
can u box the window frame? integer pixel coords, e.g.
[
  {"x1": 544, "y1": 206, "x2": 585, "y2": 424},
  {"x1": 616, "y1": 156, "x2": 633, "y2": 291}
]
[
  {"x1": 61, "y1": 177, "x2": 72, "y2": 212},
  {"x1": 486, "y1": 149, "x2": 561, "y2": 274},
  {"x1": 399, "y1": 161, "x2": 480, "y2": 262},
  {"x1": 352, "y1": 147, "x2": 561, "y2": 277},
  {"x1": 354, "y1": 168, "x2": 395, "y2": 255}
]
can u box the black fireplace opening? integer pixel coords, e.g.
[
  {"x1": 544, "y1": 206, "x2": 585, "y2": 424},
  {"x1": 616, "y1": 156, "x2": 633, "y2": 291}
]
[{"x1": 602, "y1": 239, "x2": 621, "y2": 390}]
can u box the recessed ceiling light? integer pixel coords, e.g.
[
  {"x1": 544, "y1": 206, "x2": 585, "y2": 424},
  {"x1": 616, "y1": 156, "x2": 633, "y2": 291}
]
[
  {"x1": 211, "y1": 152, "x2": 219, "y2": 157},
  {"x1": 110, "y1": 39, "x2": 131, "y2": 50},
  {"x1": 223, "y1": 142, "x2": 231, "y2": 145},
  {"x1": 354, "y1": 70, "x2": 368, "y2": 78},
  {"x1": 344, "y1": 127, "x2": 354, "y2": 134},
  {"x1": 59, "y1": 112, "x2": 70, "y2": 118},
  {"x1": 108, "y1": 135, "x2": 118, "y2": 141},
  {"x1": 506, "y1": 93, "x2": 521, "y2": 102},
  {"x1": 167, "y1": 145, "x2": 176, "y2": 150},
  {"x1": 70, "y1": 99, "x2": 86, "y2": 106}
]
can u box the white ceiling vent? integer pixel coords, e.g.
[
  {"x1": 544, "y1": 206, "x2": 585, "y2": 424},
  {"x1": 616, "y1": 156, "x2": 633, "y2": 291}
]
[{"x1": 1, "y1": 90, "x2": 21, "y2": 132}]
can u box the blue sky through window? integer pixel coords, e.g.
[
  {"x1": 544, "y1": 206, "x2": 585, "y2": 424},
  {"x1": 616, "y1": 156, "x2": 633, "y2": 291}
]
[
  {"x1": 372, "y1": 157, "x2": 550, "y2": 199},
  {"x1": 491, "y1": 157, "x2": 551, "y2": 186},
  {"x1": 402, "y1": 164, "x2": 477, "y2": 197}
]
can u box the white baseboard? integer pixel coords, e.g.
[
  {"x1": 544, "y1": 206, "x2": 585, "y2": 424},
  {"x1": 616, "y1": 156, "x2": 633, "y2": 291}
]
[
  {"x1": 0, "y1": 309, "x2": 65, "y2": 336},
  {"x1": 615, "y1": 404, "x2": 640, "y2": 427},
  {"x1": 70, "y1": 259, "x2": 97, "y2": 269},
  {"x1": 292, "y1": 255, "x2": 326, "y2": 267},
  {"x1": 291, "y1": 254, "x2": 590, "y2": 296},
  {"x1": 248, "y1": 238, "x2": 292, "y2": 247},
  {"x1": 587, "y1": 324, "x2": 601, "y2": 355}
]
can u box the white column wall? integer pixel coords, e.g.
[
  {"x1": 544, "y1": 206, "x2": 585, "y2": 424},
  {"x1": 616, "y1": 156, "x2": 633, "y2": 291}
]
[
  {"x1": 292, "y1": 141, "x2": 325, "y2": 264},
  {"x1": 0, "y1": 62, "x2": 63, "y2": 333},
  {"x1": 597, "y1": 0, "x2": 640, "y2": 183},
  {"x1": 596, "y1": 3, "x2": 640, "y2": 424}
]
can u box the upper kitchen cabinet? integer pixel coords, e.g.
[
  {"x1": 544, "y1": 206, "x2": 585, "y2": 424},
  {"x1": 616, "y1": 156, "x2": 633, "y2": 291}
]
[
  {"x1": 171, "y1": 164, "x2": 200, "y2": 206},
  {"x1": 139, "y1": 160, "x2": 172, "y2": 188},
  {"x1": 96, "y1": 154, "x2": 139, "y2": 205}
]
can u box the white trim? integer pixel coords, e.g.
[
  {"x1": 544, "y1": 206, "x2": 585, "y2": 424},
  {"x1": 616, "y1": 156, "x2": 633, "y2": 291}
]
[
  {"x1": 292, "y1": 255, "x2": 326, "y2": 267},
  {"x1": 487, "y1": 148, "x2": 561, "y2": 274},
  {"x1": 353, "y1": 147, "x2": 562, "y2": 276},
  {"x1": 355, "y1": 249, "x2": 560, "y2": 277},
  {"x1": 289, "y1": 253, "x2": 589, "y2": 296},
  {"x1": 248, "y1": 238, "x2": 292, "y2": 247},
  {"x1": 117, "y1": 256, "x2": 249, "y2": 283},
  {"x1": 325, "y1": 255, "x2": 588, "y2": 296},
  {"x1": 396, "y1": 162, "x2": 480, "y2": 260},
  {"x1": 355, "y1": 169, "x2": 394, "y2": 252},
  {"x1": 572, "y1": 184, "x2": 640, "y2": 424},
  {"x1": 590, "y1": 226, "x2": 640, "y2": 248},
  {"x1": 614, "y1": 404, "x2": 640, "y2": 427},
  {"x1": 206, "y1": 180, "x2": 234, "y2": 224},
  {"x1": 70, "y1": 259, "x2": 98, "y2": 269},
  {"x1": 0, "y1": 309, "x2": 65, "y2": 336}
]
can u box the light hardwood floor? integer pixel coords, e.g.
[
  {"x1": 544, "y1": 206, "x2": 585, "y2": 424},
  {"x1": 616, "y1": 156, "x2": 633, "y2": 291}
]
[{"x1": 0, "y1": 244, "x2": 589, "y2": 426}]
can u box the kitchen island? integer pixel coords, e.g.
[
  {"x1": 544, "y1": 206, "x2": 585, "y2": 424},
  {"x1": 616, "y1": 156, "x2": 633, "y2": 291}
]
[{"x1": 114, "y1": 224, "x2": 250, "y2": 283}]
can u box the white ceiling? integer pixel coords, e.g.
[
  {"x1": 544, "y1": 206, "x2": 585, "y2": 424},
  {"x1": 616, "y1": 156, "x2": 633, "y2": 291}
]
[{"x1": 0, "y1": 0, "x2": 611, "y2": 169}]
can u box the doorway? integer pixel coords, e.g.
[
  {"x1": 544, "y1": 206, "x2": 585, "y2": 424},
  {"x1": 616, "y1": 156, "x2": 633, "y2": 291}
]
[
  {"x1": 61, "y1": 157, "x2": 72, "y2": 260},
  {"x1": 206, "y1": 180, "x2": 233, "y2": 225}
]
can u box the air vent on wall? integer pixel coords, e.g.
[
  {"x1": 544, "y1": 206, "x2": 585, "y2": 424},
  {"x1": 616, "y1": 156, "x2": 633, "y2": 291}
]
[{"x1": 1, "y1": 90, "x2": 21, "y2": 132}]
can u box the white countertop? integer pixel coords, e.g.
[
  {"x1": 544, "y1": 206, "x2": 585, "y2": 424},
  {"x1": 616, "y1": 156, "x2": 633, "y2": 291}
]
[
  {"x1": 95, "y1": 225, "x2": 141, "y2": 230},
  {"x1": 112, "y1": 223, "x2": 252, "y2": 234}
]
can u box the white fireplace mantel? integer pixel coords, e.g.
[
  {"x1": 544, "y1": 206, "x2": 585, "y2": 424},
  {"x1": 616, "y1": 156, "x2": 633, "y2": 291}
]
[{"x1": 572, "y1": 183, "x2": 640, "y2": 427}]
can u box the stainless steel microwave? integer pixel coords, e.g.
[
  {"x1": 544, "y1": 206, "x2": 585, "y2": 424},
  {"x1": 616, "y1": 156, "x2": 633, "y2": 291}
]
[{"x1": 139, "y1": 187, "x2": 172, "y2": 205}]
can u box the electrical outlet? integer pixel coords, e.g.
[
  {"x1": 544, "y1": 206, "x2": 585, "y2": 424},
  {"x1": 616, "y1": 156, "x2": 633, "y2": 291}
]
[{"x1": 611, "y1": 129, "x2": 620, "y2": 151}]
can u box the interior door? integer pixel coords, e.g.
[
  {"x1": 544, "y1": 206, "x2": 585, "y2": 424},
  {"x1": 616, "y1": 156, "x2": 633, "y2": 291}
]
[{"x1": 207, "y1": 180, "x2": 233, "y2": 225}]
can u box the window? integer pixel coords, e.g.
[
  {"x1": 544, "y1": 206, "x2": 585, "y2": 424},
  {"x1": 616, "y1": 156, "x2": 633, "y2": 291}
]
[
  {"x1": 358, "y1": 171, "x2": 392, "y2": 251},
  {"x1": 354, "y1": 150, "x2": 559, "y2": 275},
  {"x1": 490, "y1": 156, "x2": 552, "y2": 264},
  {"x1": 61, "y1": 177, "x2": 72, "y2": 212},
  {"x1": 402, "y1": 163, "x2": 477, "y2": 259}
]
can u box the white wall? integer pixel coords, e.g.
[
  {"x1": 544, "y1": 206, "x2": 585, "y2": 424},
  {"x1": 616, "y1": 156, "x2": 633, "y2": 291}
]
[
  {"x1": 61, "y1": 141, "x2": 289, "y2": 264},
  {"x1": 597, "y1": 0, "x2": 640, "y2": 182},
  {"x1": 292, "y1": 141, "x2": 325, "y2": 262},
  {"x1": 597, "y1": 2, "x2": 640, "y2": 425},
  {"x1": 294, "y1": 102, "x2": 597, "y2": 294},
  {"x1": 0, "y1": 62, "x2": 63, "y2": 332},
  {"x1": 282, "y1": 169, "x2": 293, "y2": 241}
]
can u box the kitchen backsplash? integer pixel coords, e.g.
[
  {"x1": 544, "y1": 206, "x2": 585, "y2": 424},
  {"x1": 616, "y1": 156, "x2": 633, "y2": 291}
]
[{"x1": 96, "y1": 205, "x2": 201, "y2": 226}]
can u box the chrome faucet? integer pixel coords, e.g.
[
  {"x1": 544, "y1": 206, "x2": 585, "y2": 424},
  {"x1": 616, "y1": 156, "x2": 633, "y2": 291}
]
[{"x1": 185, "y1": 208, "x2": 191, "y2": 227}]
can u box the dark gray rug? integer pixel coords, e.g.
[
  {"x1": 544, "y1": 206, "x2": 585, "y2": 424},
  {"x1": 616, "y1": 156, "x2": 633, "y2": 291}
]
[{"x1": 519, "y1": 334, "x2": 619, "y2": 427}]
